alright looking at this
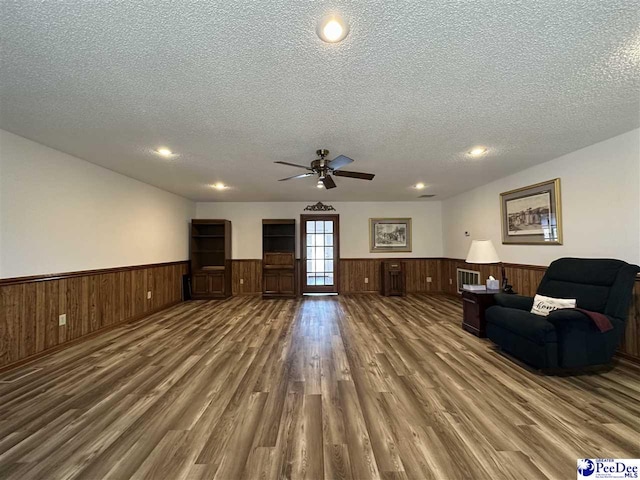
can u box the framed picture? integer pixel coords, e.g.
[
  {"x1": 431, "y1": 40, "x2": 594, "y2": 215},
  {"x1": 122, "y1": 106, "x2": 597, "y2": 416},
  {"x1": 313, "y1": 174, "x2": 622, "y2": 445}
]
[
  {"x1": 500, "y1": 178, "x2": 562, "y2": 245},
  {"x1": 369, "y1": 218, "x2": 412, "y2": 252}
]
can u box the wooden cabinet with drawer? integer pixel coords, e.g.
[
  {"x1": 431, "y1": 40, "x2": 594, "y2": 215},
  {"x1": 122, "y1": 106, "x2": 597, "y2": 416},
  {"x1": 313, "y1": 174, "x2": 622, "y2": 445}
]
[{"x1": 381, "y1": 261, "x2": 406, "y2": 296}]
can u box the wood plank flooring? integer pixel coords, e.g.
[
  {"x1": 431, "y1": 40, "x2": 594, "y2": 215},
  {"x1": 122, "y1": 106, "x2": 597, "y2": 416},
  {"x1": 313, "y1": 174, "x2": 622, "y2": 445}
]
[{"x1": 1, "y1": 294, "x2": 639, "y2": 480}]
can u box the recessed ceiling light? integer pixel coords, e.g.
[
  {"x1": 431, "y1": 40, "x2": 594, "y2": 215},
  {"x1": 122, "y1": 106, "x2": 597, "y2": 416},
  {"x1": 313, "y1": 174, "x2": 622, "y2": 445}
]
[
  {"x1": 468, "y1": 146, "x2": 487, "y2": 157},
  {"x1": 212, "y1": 183, "x2": 227, "y2": 190},
  {"x1": 317, "y1": 15, "x2": 349, "y2": 43},
  {"x1": 414, "y1": 182, "x2": 426, "y2": 189},
  {"x1": 155, "y1": 147, "x2": 174, "y2": 157}
]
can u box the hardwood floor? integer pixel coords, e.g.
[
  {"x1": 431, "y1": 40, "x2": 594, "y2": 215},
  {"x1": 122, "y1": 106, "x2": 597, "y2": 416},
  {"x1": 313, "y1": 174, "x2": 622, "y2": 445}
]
[{"x1": 1, "y1": 294, "x2": 639, "y2": 480}]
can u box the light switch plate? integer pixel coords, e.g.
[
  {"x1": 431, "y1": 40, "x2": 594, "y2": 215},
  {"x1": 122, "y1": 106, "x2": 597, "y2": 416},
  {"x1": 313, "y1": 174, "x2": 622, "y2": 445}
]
[
  {"x1": 240, "y1": 279, "x2": 244, "y2": 285},
  {"x1": 58, "y1": 314, "x2": 67, "y2": 326},
  {"x1": 364, "y1": 277, "x2": 369, "y2": 284},
  {"x1": 426, "y1": 277, "x2": 432, "y2": 283},
  {"x1": 147, "y1": 291, "x2": 152, "y2": 299}
]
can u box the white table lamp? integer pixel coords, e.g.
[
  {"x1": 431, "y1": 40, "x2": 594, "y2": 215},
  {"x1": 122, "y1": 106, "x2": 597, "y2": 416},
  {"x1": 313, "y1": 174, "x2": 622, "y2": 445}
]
[
  {"x1": 465, "y1": 240, "x2": 500, "y2": 264},
  {"x1": 465, "y1": 240, "x2": 510, "y2": 291}
]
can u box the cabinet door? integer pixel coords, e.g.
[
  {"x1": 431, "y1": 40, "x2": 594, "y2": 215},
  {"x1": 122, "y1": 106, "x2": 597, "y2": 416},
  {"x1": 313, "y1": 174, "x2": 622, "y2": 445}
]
[
  {"x1": 209, "y1": 272, "x2": 225, "y2": 295},
  {"x1": 264, "y1": 272, "x2": 279, "y2": 294},
  {"x1": 279, "y1": 272, "x2": 295, "y2": 295},
  {"x1": 192, "y1": 274, "x2": 209, "y2": 295}
]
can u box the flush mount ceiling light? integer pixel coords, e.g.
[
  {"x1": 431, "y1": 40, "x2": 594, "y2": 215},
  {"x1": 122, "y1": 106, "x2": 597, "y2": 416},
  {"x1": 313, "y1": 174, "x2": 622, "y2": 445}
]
[
  {"x1": 468, "y1": 146, "x2": 488, "y2": 157},
  {"x1": 414, "y1": 182, "x2": 426, "y2": 189},
  {"x1": 316, "y1": 181, "x2": 324, "y2": 189},
  {"x1": 317, "y1": 15, "x2": 349, "y2": 43},
  {"x1": 155, "y1": 147, "x2": 174, "y2": 157},
  {"x1": 212, "y1": 183, "x2": 227, "y2": 190}
]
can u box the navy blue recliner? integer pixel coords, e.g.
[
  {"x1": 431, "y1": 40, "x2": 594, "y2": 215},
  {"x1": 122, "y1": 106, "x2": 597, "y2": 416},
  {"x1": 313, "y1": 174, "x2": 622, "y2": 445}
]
[{"x1": 485, "y1": 258, "x2": 639, "y2": 370}]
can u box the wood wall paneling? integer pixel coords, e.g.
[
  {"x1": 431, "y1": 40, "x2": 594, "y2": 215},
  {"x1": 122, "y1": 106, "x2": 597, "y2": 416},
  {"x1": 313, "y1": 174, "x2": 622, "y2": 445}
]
[
  {"x1": 3, "y1": 256, "x2": 638, "y2": 369},
  {"x1": 0, "y1": 262, "x2": 188, "y2": 369},
  {"x1": 620, "y1": 279, "x2": 640, "y2": 361},
  {"x1": 439, "y1": 258, "x2": 546, "y2": 297},
  {"x1": 231, "y1": 260, "x2": 262, "y2": 295},
  {"x1": 339, "y1": 258, "x2": 444, "y2": 294}
]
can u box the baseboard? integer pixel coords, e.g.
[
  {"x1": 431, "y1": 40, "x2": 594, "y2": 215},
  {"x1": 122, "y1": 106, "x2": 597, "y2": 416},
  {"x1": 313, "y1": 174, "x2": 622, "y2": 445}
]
[{"x1": 0, "y1": 300, "x2": 183, "y2": 375}]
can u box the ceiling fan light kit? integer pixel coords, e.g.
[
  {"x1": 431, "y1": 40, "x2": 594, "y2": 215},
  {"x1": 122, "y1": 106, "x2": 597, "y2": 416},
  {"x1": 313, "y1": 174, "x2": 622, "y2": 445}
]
[{"x1": 275, "y1": 149, "x2": 375, "y2": 190}]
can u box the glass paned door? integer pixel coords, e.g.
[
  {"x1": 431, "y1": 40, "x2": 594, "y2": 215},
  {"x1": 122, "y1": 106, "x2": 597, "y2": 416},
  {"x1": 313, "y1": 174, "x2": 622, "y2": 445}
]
[{"x1": 301, "y1": 214, "x2": 339, "y2": 293}]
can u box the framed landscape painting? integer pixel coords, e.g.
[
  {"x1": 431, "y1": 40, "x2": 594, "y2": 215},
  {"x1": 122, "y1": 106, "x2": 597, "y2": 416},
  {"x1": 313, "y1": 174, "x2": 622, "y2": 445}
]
[
  {"x1": 500, "y1": 178, "x2": 562, "y2": 245},
  {"x1": 369, "y1": 218, "x2": 412, "y2": 252}
]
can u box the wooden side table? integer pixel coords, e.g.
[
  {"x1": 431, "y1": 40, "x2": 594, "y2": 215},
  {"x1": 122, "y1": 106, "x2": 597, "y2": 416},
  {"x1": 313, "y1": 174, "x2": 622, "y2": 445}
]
[{"x1": 461, "y1": 289, "x2": 501, "y2": 337}]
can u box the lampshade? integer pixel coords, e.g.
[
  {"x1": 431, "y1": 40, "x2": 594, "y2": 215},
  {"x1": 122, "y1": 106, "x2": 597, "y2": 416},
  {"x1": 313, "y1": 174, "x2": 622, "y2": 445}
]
[{"x1": 465, "y1": 240, "x2": 500, "y2": 264}]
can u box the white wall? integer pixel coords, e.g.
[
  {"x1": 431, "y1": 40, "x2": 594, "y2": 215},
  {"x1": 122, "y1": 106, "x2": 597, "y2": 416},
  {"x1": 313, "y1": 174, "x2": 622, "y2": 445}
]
[
  {"x1": 442, "y1": 129, "x2": 640, "y2": 266},
  {"x1": 0, "y1": 130, "x2": 195, "y2": 278},
  {"x1": 195, "y1": 201, "x2": 443, "y2": 259}
]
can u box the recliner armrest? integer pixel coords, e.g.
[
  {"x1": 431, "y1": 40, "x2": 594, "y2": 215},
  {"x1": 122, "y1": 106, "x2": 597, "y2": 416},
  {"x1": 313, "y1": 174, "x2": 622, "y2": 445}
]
[
  {"x1": 546, "y1": 309, "x2": 618, "y2": 330},
  {"x1": 546, "y1": 309, "x2": 594, "y2": 325},
  {"x1": 494, "y1": 293, "x2": 534, "y2": 311}
]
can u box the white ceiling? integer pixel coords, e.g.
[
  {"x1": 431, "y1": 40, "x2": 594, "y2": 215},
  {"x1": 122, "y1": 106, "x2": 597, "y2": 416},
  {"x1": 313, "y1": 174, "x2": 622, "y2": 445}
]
[{"x1": 1, "y1": 1, "x2": 639, "y2": 202}]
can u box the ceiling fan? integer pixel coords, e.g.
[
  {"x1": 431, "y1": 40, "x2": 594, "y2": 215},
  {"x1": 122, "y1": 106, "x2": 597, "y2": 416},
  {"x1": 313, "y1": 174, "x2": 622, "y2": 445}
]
[{"x1": 275, "y1": 149, "x2": 375, "y2": 189}]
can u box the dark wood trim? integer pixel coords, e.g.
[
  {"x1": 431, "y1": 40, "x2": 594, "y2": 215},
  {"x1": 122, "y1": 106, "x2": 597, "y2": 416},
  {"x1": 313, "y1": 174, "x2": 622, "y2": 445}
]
[
  {"x1": 262, "y1": 219, "x2": 296, "y2": 224},
  {"x1": 301, "y1": 214, "x2": 340, "y2": 294},
  {"x1": 0, "y1": 300, "x2": 183, "y2": 374},
  {"x1": 0, "y1": 260, "x2": 190, "y2": 286}
]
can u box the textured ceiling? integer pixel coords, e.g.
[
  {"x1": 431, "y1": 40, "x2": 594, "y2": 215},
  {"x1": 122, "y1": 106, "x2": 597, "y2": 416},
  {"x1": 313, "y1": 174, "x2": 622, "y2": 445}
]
[{"x1": 1, "y1": 1, "x2": 639, "y2": 201}]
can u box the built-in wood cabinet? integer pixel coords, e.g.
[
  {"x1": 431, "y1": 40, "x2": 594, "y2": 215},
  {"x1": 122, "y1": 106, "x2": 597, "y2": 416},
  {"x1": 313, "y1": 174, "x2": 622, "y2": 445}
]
[
  {"x1": 190, "y1": 220, "x2": 231, "y2": 298},
  {"x1": 262, "y1": 219, "x2": 296, "y2": 298}
]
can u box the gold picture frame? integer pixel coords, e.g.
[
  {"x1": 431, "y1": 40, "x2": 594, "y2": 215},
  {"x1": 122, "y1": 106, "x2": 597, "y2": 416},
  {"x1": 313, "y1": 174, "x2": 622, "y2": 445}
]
[
  {"x1": 500, "y1": 178, "x2": 562, "y2": 245},
  {"x1": 369, "y1": 218, "x2": 412, "y2": 252}
]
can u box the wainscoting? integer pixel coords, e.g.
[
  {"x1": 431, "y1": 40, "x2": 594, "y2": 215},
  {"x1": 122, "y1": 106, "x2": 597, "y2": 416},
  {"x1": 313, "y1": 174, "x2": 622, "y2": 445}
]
[
  {"x1": 439, "y1": 258, "x2": 547, "y2": 297},
  {"x1": 0, "y1": 261, "x2": 188, "y2": 369},
  {"x1": 2, "y1": 258, "x2": 637, "y2": 369},
  {"x1": 339, "y1": 258, "x2": 444, "y2": 293},
  {"x1": 621, "y1": 279, "x2": 640, "y2": 361},
  {"x1": 231, "y1": 259, "x2": 262, "y2": 295},
  {"x1": 229, "y1": 259, "x2": 446, "y2": 295}
]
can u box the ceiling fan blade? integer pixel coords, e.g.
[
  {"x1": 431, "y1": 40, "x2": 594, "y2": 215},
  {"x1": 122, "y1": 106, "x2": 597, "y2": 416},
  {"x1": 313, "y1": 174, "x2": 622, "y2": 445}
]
[
  {"x1": 333, "y1": 170, "x2": 375, "y2": 180},
  {"x1": 327, "y1": 155, "x2": 353, "y2": 171},
  {"x1": 322, "y1": 175, "x2": 337, "y2": 189},
  {"x1": 274, "y1": 161, "x2": 312, "y2": 170},
  {"x1": 278, "y1": 172, "x2": 314, "y2": 181}
]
